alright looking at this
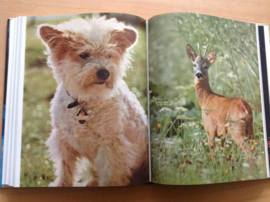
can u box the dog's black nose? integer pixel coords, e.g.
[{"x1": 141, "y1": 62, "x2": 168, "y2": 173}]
[
  {"x1": 97, "y1": 69, "x2": 110, "y2": 80},
  {"x1": 196, "y1": 72, "x2": 203, "y2": 79}
]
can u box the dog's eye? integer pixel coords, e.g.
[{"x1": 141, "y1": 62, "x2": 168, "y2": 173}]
[
  {"x1": 79, "y1": 53, "x2": 90, "y2": 59},
  {"x1": 108, "y1": 54, "x2": 111, "y2": 59}
]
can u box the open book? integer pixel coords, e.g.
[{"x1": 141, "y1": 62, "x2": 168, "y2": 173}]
[{"x1": 1, "y1": 12, "x2": 270, "y2": 187}]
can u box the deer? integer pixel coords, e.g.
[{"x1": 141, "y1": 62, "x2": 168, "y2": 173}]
[{"x1": 186, "y1": 43, "x2": 254, "y2": 163}]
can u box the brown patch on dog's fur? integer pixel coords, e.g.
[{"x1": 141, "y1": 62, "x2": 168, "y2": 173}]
[
  {"x1": 39, "y1": 26, "x2": 63, "y2": 48},
  {"x1": 80, "y1": 69, "x2": 98, "y2": 89},
  {"x1": 106, "y1": 69, "x2": 115, "y2": 89},
  {"x1": 54, "y1": 128, "x2": 80, "y2": 187},
  {"x1": 39, "y1": 26, "x2": 89, "y2": 63},
  {"x1": 109, "y1": 28, "x2": 137, "y2": 54}
]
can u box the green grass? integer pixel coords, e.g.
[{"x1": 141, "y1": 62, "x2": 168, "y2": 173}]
[
  {"x1": 150, "y1": 99, "x2": 267, "y2": 185},
  {"x1": 21, "y1": 67, "x2": 56, "y2": 187}
]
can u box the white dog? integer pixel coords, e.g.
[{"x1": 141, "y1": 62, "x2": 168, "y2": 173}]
[{"x1": 38, "y1": 16, "x2": 149, "y2": 187}]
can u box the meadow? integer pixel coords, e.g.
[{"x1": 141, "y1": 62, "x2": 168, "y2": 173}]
[
  {"x1": 21, "y1": 13, "x2": 147, "y2": 187},
  {"x1": 149, "y1": 13, "x2": 268, "y2": 184}
]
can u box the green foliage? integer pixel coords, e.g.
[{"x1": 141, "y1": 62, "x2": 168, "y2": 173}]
[
  {"x1": 149, "y1": 13, "x2": 267, "y2": 184},
  {"x1": 21, "y1": 14, "x2": 147, "y2": 187},
  {"x1": 151, "y1": 99, "x2": 266, "y2": 184},
  {"x1": 21, "y1": 68, "x2": 56, "y2": 187}
]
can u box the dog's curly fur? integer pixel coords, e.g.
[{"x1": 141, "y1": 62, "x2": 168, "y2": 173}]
[{"x1": 38, "y1": 16, "x2": 149, "y2": 187}]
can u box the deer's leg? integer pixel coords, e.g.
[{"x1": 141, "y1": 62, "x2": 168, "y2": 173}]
[
  {"x1": 206, "y1": 131, "x2": 215, "y2": 160},
  {"x1": 246, "y1": 121, "x2": 254, "y2": 140},
  {"x1": 221, "y1": 138, "x2": 226, "y2": 147},
  {"x1": 218, "y1": 126, "x2": 227, "y2": 147},
  {"x1": 231, "y1": 122, "x2": 252, "y2": 164}
]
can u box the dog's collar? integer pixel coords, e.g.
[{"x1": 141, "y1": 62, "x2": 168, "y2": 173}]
[
  {"x1": 67, "y1": 100, "x2": 80, "y2": 109},
  {"x1": 66, "y1": 91, "x2": 88, "y2": 124},
  {"x1": 66, "y1": 91, "x2": 81, "y2": 109},
  {"x1": 66, "y1": 90, "x2": 82, "y2": 108}
]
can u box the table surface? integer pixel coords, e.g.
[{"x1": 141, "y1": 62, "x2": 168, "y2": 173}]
[{"x1": 0, "y1": 0, "x2": 270, "y2": 201}]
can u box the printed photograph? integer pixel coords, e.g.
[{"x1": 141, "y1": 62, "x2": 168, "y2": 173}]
[
  {"x1": 21, "y1": 13, "x2": 148, "y2": 187},
  {"x1": 149, "y1": 13, "x2": 268, "y2": 185}
]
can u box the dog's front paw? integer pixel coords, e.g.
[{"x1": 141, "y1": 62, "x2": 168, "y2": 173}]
[
  {"x1": 48, "y1": 181, "x2": 58, "y2": 187},
  {"x1": 86, "y1": 179, "x2": 99, "y2": 187},
  {"x1": 48, "y1": 179, "x2": 73, "y2": 187}
]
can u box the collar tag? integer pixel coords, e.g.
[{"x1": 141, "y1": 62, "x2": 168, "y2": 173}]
[{"x1": 76, "y1": 108, "x2": 88, "y2": 124}]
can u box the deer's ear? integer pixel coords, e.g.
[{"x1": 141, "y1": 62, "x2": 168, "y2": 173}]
[
  {"x1": 186, "y1": 44, "x2": 197, "y2": 61},
  {"x1": 207, "y1": 51, "x2": 216, "y2": 64}
]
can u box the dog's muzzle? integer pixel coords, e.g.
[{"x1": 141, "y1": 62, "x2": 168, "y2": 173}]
[{"x1": 97, "y1": 69, "x2": 110, "y2": 80}]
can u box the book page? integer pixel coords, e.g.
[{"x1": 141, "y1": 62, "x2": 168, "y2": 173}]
[
  {"x1": 148, "y1": 12, "x2": 269, "y2": 185},
  {"x1": 19, "y1": 13, "x2": 149, "y2": 187}
]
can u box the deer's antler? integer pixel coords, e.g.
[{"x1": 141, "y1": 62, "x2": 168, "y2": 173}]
[
  {"x1": 203, "y1": 45, "x2": 209, "y2": 57},
  {"x1": 197, "y1": 42, "x2": 201, "y2": 56}
]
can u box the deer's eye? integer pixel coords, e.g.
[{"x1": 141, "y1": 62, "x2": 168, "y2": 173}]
[
  {"x1": 193, "y1": 64, "x2": 196, "y2": 67},
  {"x1": 203, "y1": 66, "x2": 207, "y2": 69},
  {"x1": 79, "y1": 53, "x2": 90, "y2": 59},
  {"x1": 108, "y1": 54, "x2": 111, "y2": 59}
]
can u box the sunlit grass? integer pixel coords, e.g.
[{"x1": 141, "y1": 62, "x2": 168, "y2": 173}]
[
  {"x1": 150, "y1": 99, "x2": 267, "y2": 185},
  {"x1": 21, "y1": 67, "x2": 56, "y2": 187}
]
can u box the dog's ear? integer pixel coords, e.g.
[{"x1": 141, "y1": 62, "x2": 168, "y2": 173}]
[
  {"x1": 38, "y1": 25, "x2": 64, "y2": 49},
  {"x1": 110, "y1": 28, "x2": 138, "y2": 53}
]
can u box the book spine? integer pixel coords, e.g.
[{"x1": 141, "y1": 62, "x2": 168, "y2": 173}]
[
  {"x1": 0, "y1": 19, "x2": 10, "y2": 188},
  {"x1": 258, "y1": 25, "x2": 270, "y2": 177}
]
